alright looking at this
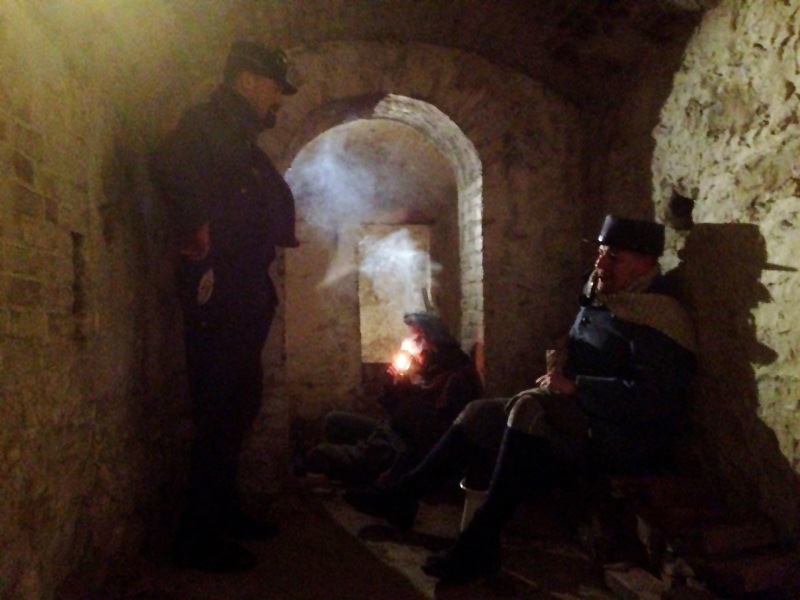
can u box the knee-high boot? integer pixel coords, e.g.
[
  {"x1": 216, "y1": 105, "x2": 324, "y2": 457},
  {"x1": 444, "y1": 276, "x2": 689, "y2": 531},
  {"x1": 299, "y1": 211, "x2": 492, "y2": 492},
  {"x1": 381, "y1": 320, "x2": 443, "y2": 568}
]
[
  {"x1": 343, "y1": 423, "x2": 478, "y2": 530},
  {"x1": 422, "y1": 427, "x2": 555, "y2": 582}
]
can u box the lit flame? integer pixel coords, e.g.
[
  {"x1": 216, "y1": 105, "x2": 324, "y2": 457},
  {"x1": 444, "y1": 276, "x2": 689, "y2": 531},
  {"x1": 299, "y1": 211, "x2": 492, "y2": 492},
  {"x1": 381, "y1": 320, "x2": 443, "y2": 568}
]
[
  {"x1": 392, "y1": 337, "x2": 422, "y2": 373},
  {"x1": 393, "y1": 350, "x2": 412, "y2": 372}
]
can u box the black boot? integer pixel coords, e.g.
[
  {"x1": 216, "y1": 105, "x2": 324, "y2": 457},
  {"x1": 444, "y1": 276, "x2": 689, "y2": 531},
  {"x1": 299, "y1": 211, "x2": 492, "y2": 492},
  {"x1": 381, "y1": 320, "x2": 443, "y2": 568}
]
[
  {"x1": 342, "y1": 485, "x2": 419, "y2": 530},
  {"x1": 217, "y1": 505, "x2": 280, "y2": 541},
  {"x1": 422, "y1": 427, "x2": 554, "y2": 582},
  {"x1": 173, "y1": 519, "x2": 258, "y2": 573},
  {"x1": 422, "y1": 523, "x2": 502, "y2": 582},
  {"x1": 343, "y1": 424, "x2": 476, "y2": 530}
]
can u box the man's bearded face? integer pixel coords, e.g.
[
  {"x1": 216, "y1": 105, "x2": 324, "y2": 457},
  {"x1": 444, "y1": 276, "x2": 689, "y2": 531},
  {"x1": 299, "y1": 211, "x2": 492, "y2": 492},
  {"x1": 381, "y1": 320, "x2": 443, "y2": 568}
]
[
  {"x1": 249, "y1": 76, "x2": 284, "y2": 129},
  {"x1": 594, "y1": 245, "x2": 655, "y2": 294}
]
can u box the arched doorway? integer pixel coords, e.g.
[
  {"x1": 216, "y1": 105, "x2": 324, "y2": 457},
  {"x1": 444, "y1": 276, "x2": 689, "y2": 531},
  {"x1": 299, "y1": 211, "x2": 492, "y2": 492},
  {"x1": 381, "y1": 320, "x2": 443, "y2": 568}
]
[{"x1": 283, "y1": 97, "x2": 480, "y2": 423}]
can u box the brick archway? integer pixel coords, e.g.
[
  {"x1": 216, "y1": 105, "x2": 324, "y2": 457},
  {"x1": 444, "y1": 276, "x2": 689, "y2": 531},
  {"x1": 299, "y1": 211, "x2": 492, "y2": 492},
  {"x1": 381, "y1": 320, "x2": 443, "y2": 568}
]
[{"x1": 372, "y1": 94, "x2": 483, "y2": 356}]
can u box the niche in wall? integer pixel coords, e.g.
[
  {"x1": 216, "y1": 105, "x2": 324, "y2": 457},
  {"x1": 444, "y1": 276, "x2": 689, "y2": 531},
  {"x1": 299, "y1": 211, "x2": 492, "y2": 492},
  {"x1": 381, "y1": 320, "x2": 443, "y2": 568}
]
[{"x1": 284, "y1": 116, "x2": 458, "y2": 419}]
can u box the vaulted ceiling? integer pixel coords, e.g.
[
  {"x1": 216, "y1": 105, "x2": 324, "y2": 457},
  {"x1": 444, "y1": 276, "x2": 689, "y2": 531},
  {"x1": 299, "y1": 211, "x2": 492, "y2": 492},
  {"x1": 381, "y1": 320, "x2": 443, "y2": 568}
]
[
  {"x1": 222, "y1": 0, "x2": 712, "y2": 108},
  {"x1": 23, "y1": 0, "x2": 711, "y2": 116}
]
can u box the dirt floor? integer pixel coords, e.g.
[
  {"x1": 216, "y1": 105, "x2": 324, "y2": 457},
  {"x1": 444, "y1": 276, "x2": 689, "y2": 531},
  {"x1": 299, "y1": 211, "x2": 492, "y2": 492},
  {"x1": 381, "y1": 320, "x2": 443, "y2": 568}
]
[
  {"x1": 70, "y1": 477, "x2": 620, "y2": 600},
  {"x1": 314, "y1": 477, "x2": 618, "y2": 600}
]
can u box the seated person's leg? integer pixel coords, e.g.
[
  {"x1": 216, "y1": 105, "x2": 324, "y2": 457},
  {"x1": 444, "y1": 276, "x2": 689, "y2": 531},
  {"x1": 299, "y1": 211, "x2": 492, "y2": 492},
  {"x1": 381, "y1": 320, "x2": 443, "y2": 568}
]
[
  {"x1": 304, "y1": 441, "x2": 372, "y2": 483},
  {"x1": 305, "y1": 413, "x2": 395, "y2": 484},
  {"x1": 344, "y1": 398, "x2": 507, "y2": 530},
  {"x1": 456, "y1": 398, "x2": 509, "y2": 490},
  {"x1": 423, "y1": 391, "x2": 577, "y2": 582},
  {"x1": 324, "y1": 411, "x2": 381, "y2": 445}
]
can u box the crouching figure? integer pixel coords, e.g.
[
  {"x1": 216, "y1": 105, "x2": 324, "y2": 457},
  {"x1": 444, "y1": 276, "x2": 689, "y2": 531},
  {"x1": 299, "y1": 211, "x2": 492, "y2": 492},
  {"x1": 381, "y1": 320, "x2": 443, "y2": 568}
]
[{"x1": 304, "y1": 312, "x2": 484, "y2": 485}]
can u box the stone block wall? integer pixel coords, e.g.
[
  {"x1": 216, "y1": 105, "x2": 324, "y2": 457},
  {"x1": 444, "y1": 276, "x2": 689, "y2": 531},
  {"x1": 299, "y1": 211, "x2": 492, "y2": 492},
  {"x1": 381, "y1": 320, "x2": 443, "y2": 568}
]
[
  {"x1": 285, "y1": 223, "x2": 364, "y2": 420},
  {"x1": 272, "y1": 44, "x2": 583, "y2": 436},
  {"x1": 0, "y1": 4, "x2": 186, "y2": 597},
  {"x1": 479, "y1": 88, "x2": 584, "y2": 394},
  {"x1": 1, "y1": 9, "x2": 103, "y2": 597},
  {"x1": 652, "y1": 0, "x2": 800, "y2": 535}
]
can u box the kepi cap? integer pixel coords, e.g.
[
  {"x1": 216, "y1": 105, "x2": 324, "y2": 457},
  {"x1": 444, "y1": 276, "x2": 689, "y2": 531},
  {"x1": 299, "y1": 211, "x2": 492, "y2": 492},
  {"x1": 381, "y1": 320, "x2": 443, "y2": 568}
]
[
  {"x1": 225, "y1": 40, "x2": 298, "y2": 95},
  {"x1": 597, "y1": 215, "x2": 665, "y2": 257}
]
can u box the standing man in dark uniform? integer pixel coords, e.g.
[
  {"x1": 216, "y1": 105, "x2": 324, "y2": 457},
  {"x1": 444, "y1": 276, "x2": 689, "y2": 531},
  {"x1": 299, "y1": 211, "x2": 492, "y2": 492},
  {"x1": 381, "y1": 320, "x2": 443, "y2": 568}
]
[{"x1": 151, "y1": 40, "x2": 300, "y2": 572}]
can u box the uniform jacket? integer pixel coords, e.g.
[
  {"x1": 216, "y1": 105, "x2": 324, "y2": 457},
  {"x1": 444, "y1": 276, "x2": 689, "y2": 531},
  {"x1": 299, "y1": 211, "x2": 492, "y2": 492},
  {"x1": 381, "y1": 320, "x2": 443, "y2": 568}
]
[
  {"x1": 151, "y1": 85, "x2": 297, "y2": 314},
  {"x1": 565, "y1": 274, "x2": 697, "y2": 472}
]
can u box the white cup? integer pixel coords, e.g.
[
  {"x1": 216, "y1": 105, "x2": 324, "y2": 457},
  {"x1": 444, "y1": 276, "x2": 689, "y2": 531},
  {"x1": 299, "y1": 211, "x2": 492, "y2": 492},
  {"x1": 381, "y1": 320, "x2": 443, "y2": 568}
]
[{"x1": 459, "y1": 479, "x2": 488, "y2": 531}]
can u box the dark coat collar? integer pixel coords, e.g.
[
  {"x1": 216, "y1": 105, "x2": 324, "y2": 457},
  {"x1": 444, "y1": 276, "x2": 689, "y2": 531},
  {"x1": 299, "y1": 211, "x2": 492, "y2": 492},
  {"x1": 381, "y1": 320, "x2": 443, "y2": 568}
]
[{"x1": 209, "y1": 84, "x2": 263, "y2": 141}]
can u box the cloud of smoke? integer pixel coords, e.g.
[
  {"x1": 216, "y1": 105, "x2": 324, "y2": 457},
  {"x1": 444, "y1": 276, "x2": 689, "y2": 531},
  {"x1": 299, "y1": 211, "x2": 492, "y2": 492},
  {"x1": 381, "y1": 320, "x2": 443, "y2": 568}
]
[
  {"x1": 286, "y1": 122, "x2": 444, "y2": 313},
  {"x1": 285, "y1": 132, "x2": 379, "y2": 231},
  {"x1": 359, "y1": 228, "x2": 440, "y2": 314},
  {"x1": 285, "y1": 119, "x2": 444, "y2": 231}
]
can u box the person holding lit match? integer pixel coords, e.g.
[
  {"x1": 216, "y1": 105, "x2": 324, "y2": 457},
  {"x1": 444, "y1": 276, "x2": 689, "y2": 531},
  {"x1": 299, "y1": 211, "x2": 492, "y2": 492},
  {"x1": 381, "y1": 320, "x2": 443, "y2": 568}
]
[{"x1": 302, "y1": 312, "x2": 484, "y2": 486}]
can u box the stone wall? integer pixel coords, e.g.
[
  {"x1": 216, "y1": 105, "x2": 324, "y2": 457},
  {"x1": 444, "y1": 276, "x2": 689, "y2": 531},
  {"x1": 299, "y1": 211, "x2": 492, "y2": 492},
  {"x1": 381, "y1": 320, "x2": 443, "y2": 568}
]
[
  {"x1": 0, "y1": 3, "x2": 186, "y2": 597},
  {"x1": 652, "y1": 0, "x2": 800, "y2": 535}
]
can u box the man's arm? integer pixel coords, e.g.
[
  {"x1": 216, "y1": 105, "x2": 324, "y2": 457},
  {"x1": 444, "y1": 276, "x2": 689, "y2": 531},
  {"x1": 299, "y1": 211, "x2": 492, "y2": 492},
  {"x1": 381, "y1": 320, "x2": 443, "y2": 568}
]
[
  {"x1": 575, "y1": 325, "x2": 696, "y2": 425},
  {"x1": 151, "y1": 113, "x2": 214, "y2": 257}
]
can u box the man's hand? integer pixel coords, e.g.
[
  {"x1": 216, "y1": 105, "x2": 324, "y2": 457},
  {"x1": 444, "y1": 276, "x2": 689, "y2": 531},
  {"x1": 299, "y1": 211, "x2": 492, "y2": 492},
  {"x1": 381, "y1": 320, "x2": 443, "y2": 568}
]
[
  {"x1": 386, "y1": 364, "x2": 405, "y2": 381},
  {"x1": 536, "y1": 371, "x2": 577, "y2": 395}
]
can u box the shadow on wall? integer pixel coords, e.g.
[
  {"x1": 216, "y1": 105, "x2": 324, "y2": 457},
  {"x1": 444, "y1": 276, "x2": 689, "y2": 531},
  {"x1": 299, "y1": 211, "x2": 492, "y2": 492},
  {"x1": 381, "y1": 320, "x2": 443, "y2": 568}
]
[
  {"x1": 667, "y1": 223, "x2": 800, "y2": 532},
  {"x1": 99, "y1": 129, "x2": 191, "y2": 562}
]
